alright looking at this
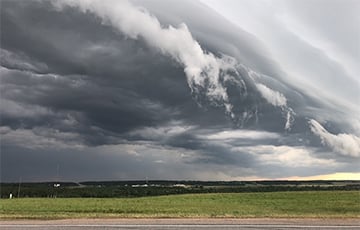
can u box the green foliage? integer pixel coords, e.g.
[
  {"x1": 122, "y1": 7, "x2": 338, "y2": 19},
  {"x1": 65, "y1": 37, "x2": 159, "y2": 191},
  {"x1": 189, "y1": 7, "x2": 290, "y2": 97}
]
[
  {"x1": 0, "y1": 191, "x2": 359, "y2": 219},
  {"x1": 1, "y1": 180, "x2": 359, "y2": 198}
]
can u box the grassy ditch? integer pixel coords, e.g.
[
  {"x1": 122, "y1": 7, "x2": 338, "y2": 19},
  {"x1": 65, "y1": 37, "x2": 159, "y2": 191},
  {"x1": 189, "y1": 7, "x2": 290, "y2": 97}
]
[{"x1": 1, "y1": 191, "x2": 359, "y2": 219}]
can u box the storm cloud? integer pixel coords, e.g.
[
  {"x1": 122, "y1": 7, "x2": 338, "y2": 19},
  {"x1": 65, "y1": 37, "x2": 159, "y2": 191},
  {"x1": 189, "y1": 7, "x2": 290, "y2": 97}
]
[{"x1": 1, "y1": 0, "x2": 359, "y2": 182}]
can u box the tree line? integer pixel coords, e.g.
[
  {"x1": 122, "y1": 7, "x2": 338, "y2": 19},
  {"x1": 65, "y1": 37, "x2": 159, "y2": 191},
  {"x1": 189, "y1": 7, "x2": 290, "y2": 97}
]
[{"x1": 1, "y1": 181, "x2": 359, "y2": 198}]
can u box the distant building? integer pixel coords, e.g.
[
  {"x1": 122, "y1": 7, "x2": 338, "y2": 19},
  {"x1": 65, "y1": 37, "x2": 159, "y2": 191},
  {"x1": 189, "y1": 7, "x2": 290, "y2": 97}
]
[
  {"x1": 173, "y1": 184, "x2": 187, "y2": 188},
  {"x1": 131, "y1": 184, "x2": 148, "y2": 187}
]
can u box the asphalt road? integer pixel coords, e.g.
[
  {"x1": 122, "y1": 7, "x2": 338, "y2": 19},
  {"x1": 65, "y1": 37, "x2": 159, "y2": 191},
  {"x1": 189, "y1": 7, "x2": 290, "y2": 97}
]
[{"x1": 1, "y1": 219, "x2": 359, "y2": 230}]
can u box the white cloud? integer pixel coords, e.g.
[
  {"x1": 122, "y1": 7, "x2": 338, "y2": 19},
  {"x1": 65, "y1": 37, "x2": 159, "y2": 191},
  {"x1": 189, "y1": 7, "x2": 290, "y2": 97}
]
[
  {"x1": 129, "y1": 122, "x2": 194, "y2": 140},
  {"x1": 255, "y1": 83, "x2": 287, "y2": 107},
  {"x1": 284, "y1": 109, "x2": 294, "y2": 131},
  {"x1": 309, "y1": 119, "x2": 360, "y2": 157},
  {"x1": 240, "y1": 145, "x2": 339, "y2": 168},
  {"x1": 255, "y1": 83, "x2": 295, "y2": 131},
  {"x1": 203, "y1": 129, "x2": 280, "y2": 140}
]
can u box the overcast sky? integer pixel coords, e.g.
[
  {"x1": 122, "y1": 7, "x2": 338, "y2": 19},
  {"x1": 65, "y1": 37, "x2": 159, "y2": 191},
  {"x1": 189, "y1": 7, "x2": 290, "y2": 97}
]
[{"x1": 1, "y1": 0, "x2": 359, "y2": 182}]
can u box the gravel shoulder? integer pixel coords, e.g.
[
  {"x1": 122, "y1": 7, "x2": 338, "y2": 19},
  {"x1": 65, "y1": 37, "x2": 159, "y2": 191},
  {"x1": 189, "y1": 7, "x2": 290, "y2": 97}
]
[{"x1": 1, "y1": 218, "x2": 359, "y2": 226}]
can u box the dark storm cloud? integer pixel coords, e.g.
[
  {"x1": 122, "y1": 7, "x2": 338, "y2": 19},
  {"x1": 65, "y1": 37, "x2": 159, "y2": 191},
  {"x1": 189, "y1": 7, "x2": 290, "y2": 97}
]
[
  {"x1": 0, "y1": 1, "x2": 190, "y2": 134},
  {"x1": 0, "y1": 66, "x2": 187, "y2": 144},
  {"x1": 0, "y1": 0, "x2": 242, "y2": 140},
  {"x1": 0, "y1": 0, "x2": 324, "y2": 135},
  {"x1": 1, "y1": 0, "x2": 359, "y2": 181},
  {"x1": 1, "y1": 144, "x2": 184, "y2": 182}
]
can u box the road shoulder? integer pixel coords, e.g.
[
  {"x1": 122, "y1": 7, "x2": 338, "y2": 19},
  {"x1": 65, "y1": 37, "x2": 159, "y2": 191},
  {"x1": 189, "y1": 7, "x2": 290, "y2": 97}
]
[{"x1": 1, "y1": 218, "x2": 359, "y2": 226}]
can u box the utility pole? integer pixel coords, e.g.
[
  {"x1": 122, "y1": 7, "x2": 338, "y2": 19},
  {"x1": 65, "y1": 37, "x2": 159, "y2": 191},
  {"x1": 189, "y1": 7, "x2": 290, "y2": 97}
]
[
  {"x1": 55, "y1": 164, "x2": 60, "y2": 198},
  {"x1": 56, "y1": 164, "x2": 60, "y2": 183},
  {"x1": 17, "y1": 177, "x2": 22, "y2": 198}
]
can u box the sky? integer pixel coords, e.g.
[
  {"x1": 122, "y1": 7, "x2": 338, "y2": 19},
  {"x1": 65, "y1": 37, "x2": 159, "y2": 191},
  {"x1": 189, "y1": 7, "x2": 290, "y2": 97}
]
[{"x1": 0, "y1": 0, "x2": 359, "y2": 182}]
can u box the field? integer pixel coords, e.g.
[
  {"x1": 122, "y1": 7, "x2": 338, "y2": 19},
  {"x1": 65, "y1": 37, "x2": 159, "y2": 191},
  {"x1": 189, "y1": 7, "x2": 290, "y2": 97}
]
[{"x1": 1, "y1": 191, "x2": 359, "y2": 219}]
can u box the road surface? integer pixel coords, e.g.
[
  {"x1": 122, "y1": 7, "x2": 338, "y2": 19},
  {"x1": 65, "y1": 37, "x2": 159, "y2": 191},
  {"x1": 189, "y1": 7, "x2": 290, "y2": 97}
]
[{"x1": 1, "y1": 218, "x2": 359, "y2": 229}]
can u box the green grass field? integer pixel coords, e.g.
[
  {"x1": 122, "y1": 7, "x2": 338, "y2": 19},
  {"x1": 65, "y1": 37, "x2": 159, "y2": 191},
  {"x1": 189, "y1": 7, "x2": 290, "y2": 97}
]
[{"x1": 0, "y1": 191, "x2": 359, "y2": 219}]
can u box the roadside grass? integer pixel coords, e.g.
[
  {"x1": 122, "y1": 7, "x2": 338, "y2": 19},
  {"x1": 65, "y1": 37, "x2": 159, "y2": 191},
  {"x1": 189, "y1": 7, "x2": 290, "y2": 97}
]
[{"x1": 0, "y1": 191, "x2": 359, "y2": 219}]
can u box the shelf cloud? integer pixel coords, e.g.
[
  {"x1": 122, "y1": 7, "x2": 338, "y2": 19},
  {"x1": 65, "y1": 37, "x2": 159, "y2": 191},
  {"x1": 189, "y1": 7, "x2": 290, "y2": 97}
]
[{"x1": 1, "y1": 0, "x2": 359, "y2": 181}]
